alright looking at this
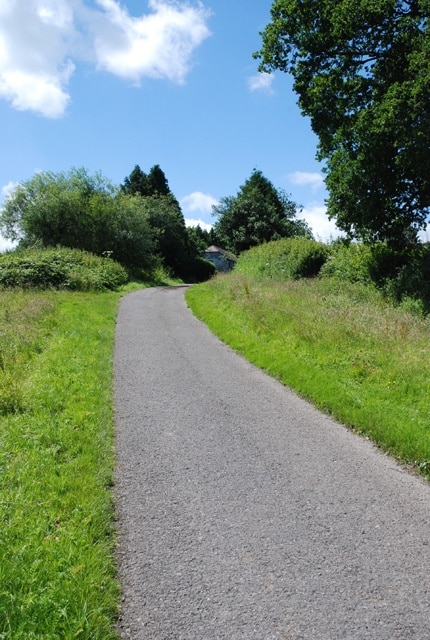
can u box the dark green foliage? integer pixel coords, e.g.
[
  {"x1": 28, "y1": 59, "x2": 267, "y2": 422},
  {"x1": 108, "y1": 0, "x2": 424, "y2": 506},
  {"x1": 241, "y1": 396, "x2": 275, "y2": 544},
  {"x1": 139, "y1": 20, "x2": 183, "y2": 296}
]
[
  {"x1": 236, "y1": 237, "x2": 329, "y2": 280},
  {"x1": 121, "y1": 164, "x2": 203, "y2": 279},
  {"x1": 256, "y1": 0, "x2": 430, "y2": 247},
  {"x1": 0, "y1": 248, "x2": 128, "y2": 291},
  {"x1": 182, "y1": 256, "x2": 216, "y2": 282},
  {"x1": 186, "y1": 225, "x2": 218, "y2": 253},
  {"x1": 121, "y1": 164, "x2": 173, "y2": 198},
  {"x1": 213, "y1": 169, "x2": 312, "y2": 254},
  {"x1": 143, "y1": 194, "x2": 194, "y2": 278},
  {"x1": 121, "y1": 165, "x2": 149, "y2": 196}
]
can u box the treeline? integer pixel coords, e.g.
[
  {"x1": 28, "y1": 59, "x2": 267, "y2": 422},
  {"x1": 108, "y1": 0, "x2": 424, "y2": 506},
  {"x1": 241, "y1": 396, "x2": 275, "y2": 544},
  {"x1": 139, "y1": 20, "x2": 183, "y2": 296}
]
[
  {"x1": 0, "y1": 165, "x2": 215, "y2": 283},
  {"x1": 0, "y1": 165, "x2": 314, "y2": 286}
]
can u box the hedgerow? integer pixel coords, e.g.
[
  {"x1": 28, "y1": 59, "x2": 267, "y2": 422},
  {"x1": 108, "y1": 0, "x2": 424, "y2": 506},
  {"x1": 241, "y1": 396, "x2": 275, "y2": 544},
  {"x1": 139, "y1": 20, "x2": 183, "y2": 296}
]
[{"x1": 0, "y1": 248, "x2": 128, "y2": 291}]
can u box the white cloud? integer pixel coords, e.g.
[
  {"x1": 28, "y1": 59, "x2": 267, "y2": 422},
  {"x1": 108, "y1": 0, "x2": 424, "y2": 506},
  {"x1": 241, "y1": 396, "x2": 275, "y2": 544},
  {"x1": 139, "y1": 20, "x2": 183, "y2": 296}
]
[
  {"x1": 248, "y1": 71, "x2": 274, "y2": 93},
  {"x1": 1, "y1": 180, "x2": 18, "y2": 200},
  {"x1": 180, "y1": 191, "x2": 218, "y2": 214},
  {"x1": 185, "y1": 218, "x2": 212, "y2": 231},
  {"x1": 0, "y1": 0, "x2": 77, "y2": 117},
  {"x1": 289, "y1": 171, "x2": 325, "y2": 192},
  {"x1": 0, "y1": 0, "x2": 212, "y2": 117},
  {"x1": 92, "y1": 0, "x2": 211, "y2": 83},
  {"x1": 300, "y1": 202, "x2": 344, "y2": 243}
]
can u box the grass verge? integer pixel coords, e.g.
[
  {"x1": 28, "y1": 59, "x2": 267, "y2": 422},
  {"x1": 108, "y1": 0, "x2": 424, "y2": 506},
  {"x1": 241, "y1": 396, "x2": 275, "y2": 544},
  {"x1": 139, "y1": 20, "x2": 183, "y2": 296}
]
[
  {"x1": 0, "y1": 289, "x2": 121, "y2": 639},
  {"x1": 186, "y1": 274, "x2": 430, "y2": 478}
]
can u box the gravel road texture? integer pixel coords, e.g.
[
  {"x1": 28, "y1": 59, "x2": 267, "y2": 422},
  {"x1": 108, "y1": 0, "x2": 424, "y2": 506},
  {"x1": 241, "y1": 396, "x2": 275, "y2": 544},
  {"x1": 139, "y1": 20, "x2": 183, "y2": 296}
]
[{"x1": 114, "y1": 286, "x2": 430, "y2": 639}]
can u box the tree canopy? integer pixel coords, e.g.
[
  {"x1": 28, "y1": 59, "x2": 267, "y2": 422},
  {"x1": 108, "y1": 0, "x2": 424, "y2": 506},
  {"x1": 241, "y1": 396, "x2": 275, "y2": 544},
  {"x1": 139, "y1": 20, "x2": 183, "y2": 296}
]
[
  {"x1": 0, "y1": 168, "x2": 157, "y2": 272},
  {"x1": 212, "y1": 169, "x2": 311, "y2": 254},
  {"x1": 121, "y1": 164, "x2": 173, "y2": 198},
  {"x1": 255, "y1": 0, "x2": 430, "y2": 247}
]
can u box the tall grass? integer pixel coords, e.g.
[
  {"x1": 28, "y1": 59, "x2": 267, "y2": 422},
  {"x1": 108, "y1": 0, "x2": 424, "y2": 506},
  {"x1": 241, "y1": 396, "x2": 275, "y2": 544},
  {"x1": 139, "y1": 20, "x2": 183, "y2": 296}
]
[
  {"x1": 0, "y1": 289, "x2": 120, "y2": 639},
  {"x1": 186, "y1": 274, "x2": 430, "y2": 477}
]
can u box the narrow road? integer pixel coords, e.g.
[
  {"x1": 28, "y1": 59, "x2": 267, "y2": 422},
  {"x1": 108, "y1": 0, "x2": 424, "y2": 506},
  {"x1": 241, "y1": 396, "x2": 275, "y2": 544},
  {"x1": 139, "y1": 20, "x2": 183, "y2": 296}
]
[{"x1": 114, "y1": 287, "x2": 430, "y2": 640}]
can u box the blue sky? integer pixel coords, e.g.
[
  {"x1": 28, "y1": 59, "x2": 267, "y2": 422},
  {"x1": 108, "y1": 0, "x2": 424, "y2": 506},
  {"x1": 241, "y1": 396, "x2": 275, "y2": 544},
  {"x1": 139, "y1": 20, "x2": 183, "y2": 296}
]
[{"x1": 0, "y1": 0, "x2": 343, "y2": 252}]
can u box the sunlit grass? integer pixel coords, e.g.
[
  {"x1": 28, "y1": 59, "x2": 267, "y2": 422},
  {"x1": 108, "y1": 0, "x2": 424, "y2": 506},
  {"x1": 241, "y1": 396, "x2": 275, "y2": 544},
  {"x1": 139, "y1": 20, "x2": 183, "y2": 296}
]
[
  {"x1": 186, "y1": 274, "x2": 430, "y2": 476},
  {"x1": 0, "y1": 290, "x2": 120, "y2": 639}
]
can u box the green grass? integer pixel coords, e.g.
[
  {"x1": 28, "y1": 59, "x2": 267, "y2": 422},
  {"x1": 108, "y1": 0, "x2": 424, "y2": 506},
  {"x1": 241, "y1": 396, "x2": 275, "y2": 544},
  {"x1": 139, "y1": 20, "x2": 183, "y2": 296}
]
[
  {"x1": 0, "y1": 289, "x2": 121, "y2": 639},
  {"x1": 186, "y1": 274, "x2": 430, "y2": 477}
]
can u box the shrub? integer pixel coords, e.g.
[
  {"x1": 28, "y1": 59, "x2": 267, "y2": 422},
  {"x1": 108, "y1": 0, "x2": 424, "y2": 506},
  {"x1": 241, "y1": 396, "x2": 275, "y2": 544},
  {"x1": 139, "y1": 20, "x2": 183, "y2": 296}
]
[
  {"x1": 0, "y1": 248, "x2": 128, "y2": 291},
  {"x1": 321, "y1": 241, "x2": 430, "y2": 314},
  {"x1": 184, "y1": 256, "x2": 216, "y2": 282},
  {"x1": 236, "y1": 237, "x2": 329, "y2": 280},
  {"x1": 320, "y1": 243, "x2": 374, "y2": 283}
]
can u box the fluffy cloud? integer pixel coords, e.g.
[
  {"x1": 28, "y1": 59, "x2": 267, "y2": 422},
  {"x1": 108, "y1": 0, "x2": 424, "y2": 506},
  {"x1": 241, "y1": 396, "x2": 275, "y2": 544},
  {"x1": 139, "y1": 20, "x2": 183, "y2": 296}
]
[
  {"x1": 0, "y1": 0, "x2": 211, "y2": 117},
  {"x1": 300, "y1": 202, "x2": 344, "y2": 242},
  {"x1": 0, "y1": 0, "x2": 76, "y2": 117},
  {"x1": 247, "y1": 72, "x2": 274, "y2": 93},
  {"x1": 180, "y1": 191, "x2": 218, "y2": 215},
  {"x1": 289, "y1": 171, "x2": 325, "y2": 192},
  {"x1": 92, "y1": 0, "x2": 211, "y2": 83}
]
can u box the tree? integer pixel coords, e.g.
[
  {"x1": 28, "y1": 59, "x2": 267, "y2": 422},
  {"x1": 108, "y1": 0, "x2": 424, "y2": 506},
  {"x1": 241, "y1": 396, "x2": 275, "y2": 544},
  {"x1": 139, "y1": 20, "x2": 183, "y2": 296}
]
[
  {"x1": 121, "y1": 165, "x2": 148, "y2": 197},
  {"x1": 0, "y1": 168, "x2": 156, "y2": 272},
  {"x1": 212, "y1": 169, "x2": 311, "y2": 254},
  {"x1": 121, "y1": 164, "x2": 174, "y2": 198},
  {"x1": 143, "y1": 194, "x2": 193, "y2": 276},
  {"x1": 121, "y1": 164, "x2": 198, "y2": 277},
  {"x1": 0, "y1": 168, "x2": 117, "y2": 250},
  {"x1": 255, "y1": 0, "x2": 430, "y2": 247},
  {"x1": 186, "y1": 225, "x2": 218, "y2": 253}
]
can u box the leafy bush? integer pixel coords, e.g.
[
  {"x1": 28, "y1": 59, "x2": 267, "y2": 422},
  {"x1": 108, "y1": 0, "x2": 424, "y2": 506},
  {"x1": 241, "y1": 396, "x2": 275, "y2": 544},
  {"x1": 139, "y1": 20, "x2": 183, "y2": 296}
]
[
  {"x1": 0, "y1": 248, "x2": 128, "y2": 291},
  {"x1": 320, "y1": 243, "x2": 375, "y2": 284},
  {"x1": 321, "y1": 241, "x2": 430, "y2": 314},
  {"x1": 183, "y1": 256, "x2": 216, "y2": 282},
  {"x1": 236, "y1": 237, "x2": 329, "y2": 280}
]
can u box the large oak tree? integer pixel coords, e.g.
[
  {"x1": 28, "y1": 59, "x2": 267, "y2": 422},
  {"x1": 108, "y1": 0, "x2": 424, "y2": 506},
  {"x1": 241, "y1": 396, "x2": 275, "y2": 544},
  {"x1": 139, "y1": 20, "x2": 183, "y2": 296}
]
[{"x1": 256, "y1": 0, "x2": 430, "y2": 247}]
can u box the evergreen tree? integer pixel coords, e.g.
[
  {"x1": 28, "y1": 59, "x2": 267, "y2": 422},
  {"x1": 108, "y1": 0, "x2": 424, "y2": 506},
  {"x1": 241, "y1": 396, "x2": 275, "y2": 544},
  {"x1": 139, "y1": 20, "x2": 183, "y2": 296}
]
[{"x1": 213, "y1": 170, "x2": 311, "y2": 254}]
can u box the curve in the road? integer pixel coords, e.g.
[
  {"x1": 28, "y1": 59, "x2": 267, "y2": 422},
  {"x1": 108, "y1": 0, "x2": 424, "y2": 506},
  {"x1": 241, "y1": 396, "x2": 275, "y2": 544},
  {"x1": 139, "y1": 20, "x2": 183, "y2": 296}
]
[{"x1": 114, "y1": 286, "x2": 430, "y2": 640}]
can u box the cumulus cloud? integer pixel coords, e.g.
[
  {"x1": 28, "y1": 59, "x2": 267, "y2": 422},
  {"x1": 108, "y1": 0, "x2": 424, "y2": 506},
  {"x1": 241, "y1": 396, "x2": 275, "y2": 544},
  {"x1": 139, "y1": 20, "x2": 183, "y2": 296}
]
[
  {"x1": 289, "y1": 171, "x2": 325, "y2": 192},
  {"x1": 300, "y1": 202, "x2": 344, "y2": 243},
  {"x1": 0, "y1": 0, "x2": 211, "y2": 117},
  {"x1": 180, "y1": 191, "x2": 218, "y2": 214},
  {"x1": 248, "y1": 72, "x2": 274, "y2": 93},
  {"x1": 92, "y1": 0, "x2": 211, "y2": 83},
  {"x1": 0, "y1": 0, "x2": 76, "y2": 117},
  {"x1": 184, "y1": 218, "x2": 212, "y2": 231}
]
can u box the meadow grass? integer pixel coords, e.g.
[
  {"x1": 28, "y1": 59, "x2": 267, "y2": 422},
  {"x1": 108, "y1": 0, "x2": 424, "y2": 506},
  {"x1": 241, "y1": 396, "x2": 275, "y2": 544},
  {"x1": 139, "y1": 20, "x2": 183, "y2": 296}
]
[
  {"x1": 186, "y1": 274, "x2": 430, "y2": 477},
  {"x1": 0, "y1": 289, "x2": 121, "y2": 639}
]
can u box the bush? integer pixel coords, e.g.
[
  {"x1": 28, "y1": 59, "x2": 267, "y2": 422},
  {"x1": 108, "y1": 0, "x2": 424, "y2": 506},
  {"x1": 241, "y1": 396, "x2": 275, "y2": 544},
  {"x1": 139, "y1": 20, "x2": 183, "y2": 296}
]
[
  {"x1": 182, "y1": 256, "x2": 216, "y2": 283},
  {"x1": 236, "y1": 237, "x2": 329, "y2": 280},
  {"x1": 320, "y1": 243, "x2": 374, "y2": 284},
  {"x1": 321, "y1": 241, "x2": 430, "y2": 314},
  {"x1": 0, "y1": 248, "x2": 128, "y2": 291}
]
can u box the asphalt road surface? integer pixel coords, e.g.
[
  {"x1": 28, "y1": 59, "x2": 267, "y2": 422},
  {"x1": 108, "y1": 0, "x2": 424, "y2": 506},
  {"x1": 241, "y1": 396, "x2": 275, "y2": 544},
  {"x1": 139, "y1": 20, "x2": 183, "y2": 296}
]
[{"x1": 114, "y1": 286, "x2": 430, "y2": 640}]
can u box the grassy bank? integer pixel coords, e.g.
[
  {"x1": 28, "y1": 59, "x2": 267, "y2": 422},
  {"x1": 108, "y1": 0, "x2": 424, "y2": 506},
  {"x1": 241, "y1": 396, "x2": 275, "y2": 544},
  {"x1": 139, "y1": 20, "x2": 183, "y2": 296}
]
[
  {"x1": 0, "y1": 289, "x2": 122, "y2": 639},
  {"x1": 186, "y1": 274, "x2": 430, "y2": 477}
]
